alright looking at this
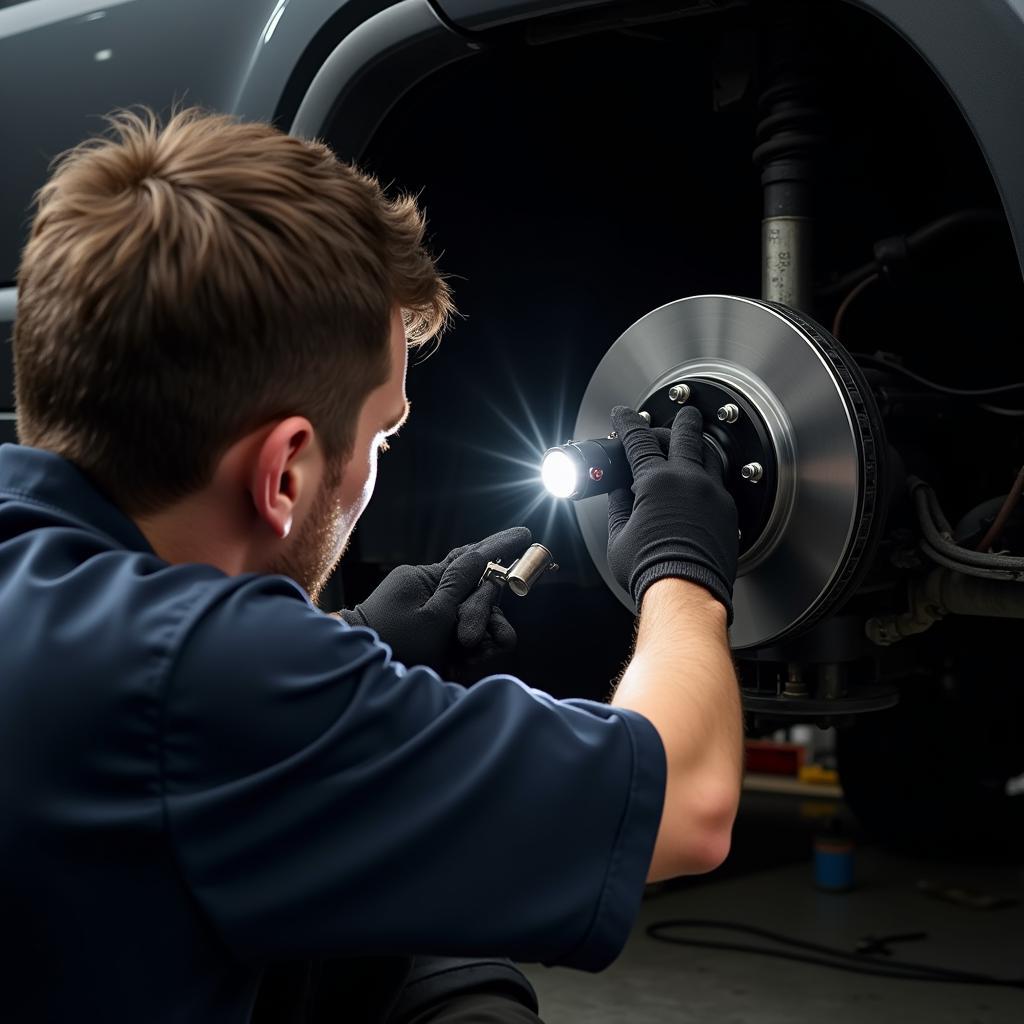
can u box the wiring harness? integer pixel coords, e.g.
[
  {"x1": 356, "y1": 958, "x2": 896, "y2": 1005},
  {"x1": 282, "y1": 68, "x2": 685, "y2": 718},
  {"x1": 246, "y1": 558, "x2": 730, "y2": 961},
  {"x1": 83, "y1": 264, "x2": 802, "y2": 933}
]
[{"x1": 911, "y1": 477, "x2": 1024, "y2": 582}]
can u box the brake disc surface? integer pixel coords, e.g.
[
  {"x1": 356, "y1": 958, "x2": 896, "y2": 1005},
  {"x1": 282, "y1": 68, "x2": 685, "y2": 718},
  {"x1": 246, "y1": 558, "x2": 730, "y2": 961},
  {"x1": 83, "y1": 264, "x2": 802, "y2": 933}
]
[{"x1": 573, "y1": 294, "x2": 886, "y2": 650}]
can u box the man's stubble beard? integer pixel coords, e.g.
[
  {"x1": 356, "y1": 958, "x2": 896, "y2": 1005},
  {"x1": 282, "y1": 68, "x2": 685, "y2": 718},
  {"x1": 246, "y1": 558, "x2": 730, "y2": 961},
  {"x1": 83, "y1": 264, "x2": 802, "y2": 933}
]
[{"x1": 269, "y1": 471, "x2": 351, "y2": 604}]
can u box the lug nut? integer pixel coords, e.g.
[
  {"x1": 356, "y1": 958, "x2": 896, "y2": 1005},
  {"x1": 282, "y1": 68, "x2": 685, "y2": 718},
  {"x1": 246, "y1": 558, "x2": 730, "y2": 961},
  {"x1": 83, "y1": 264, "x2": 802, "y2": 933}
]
[
  {"x1": 717, "y1": 403, "x2": 740, "y2": 424},
  {"x1": 668, "y1": 383, "x2": 691, "y2": 404},
  {"x1": 639, "y1": 410, "x2": 651, "y2": 423},
  {"x1": 741, "y1": 461, "x2": 763, "y2": 483}
]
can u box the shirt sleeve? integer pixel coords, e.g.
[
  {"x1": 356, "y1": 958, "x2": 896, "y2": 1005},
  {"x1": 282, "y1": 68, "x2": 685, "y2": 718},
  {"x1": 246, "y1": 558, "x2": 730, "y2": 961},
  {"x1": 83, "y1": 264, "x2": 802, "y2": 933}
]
[{"x1": 160, "y1": 575, "x2": 665, "y2": 971}]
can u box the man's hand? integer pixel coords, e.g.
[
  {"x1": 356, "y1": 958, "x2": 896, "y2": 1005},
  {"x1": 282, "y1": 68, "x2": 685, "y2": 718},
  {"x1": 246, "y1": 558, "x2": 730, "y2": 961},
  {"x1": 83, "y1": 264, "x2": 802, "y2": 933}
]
[
  {"x1": 336, "y1": 527, "x2": 532, "y2": 671},
  {"x1": 607, "y1": 405, "x2": 738, "y2": 619}
]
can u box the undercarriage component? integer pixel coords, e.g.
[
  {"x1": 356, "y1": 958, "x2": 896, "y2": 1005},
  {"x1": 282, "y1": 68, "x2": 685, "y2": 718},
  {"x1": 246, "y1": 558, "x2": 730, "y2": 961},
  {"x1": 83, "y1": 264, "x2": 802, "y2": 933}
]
[
  {"x1": 740, "y1": 615, "x2": 899, "y2": 722},
  {"x1": 754, "y1": 20, "x2": 824, "y2": 312},
  {"x1": 866, "y1": 568, "x2": 1024, "y2": 645},
  {"x1": 743, "y1": 683, "x2": 898, "y2": 720},
  {"x1": 912, "y1": 478, "x2": 1024, "y2": 582},
  {"x1": 572, "y1": 293, "x2": 887, "y2": 650}
]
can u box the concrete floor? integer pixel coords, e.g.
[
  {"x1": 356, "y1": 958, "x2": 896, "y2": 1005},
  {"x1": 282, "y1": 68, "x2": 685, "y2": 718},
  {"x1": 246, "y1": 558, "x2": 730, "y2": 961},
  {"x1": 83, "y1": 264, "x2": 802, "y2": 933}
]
[{"x1": 522, "y1": 799, "x2": 1024, "y2": 1023}]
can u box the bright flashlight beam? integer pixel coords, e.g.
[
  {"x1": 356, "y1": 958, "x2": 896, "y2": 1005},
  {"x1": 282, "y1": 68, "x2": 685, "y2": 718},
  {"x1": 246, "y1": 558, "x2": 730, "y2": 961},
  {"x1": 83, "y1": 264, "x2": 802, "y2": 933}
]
[
  {"x1": 460, "y1": 444, "x2": 547, "y2": 474},
  {"x1": 541, "y1": 449, "x2": 579, "y2": 498}
]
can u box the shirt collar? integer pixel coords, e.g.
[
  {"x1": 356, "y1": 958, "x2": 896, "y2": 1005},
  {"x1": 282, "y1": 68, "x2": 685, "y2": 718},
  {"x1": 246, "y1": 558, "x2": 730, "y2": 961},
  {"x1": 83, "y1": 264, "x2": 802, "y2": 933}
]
[{"x1": 0, "y1": 443, "x2": 155, "y2": 554}]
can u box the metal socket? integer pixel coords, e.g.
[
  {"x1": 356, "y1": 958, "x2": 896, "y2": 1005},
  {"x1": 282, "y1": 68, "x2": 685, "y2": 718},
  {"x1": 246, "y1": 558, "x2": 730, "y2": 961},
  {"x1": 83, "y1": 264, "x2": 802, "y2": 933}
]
[
  {"x1": 507, "y1": 543, "x2": 558, "y2": 596},
  {"x1": 480, "y1": 544, "x2": 558, "y2": 597}
]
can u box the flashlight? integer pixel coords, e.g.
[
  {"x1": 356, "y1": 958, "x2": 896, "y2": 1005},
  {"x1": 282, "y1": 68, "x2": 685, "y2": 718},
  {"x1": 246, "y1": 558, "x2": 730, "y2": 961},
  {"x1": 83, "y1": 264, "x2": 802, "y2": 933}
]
[
  {"x1": 541, "y1": 424, "x2": 728, "y2": 500},
  {"x1": 540, "y1": 437, "x2": 631, "y2": 501}
]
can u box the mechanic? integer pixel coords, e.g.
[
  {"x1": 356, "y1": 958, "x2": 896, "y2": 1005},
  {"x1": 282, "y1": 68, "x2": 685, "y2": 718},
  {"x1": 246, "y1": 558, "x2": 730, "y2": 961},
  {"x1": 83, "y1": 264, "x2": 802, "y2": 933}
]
[{"x1": 0, "y1": 109, "x2": 742, "y2": 1023}]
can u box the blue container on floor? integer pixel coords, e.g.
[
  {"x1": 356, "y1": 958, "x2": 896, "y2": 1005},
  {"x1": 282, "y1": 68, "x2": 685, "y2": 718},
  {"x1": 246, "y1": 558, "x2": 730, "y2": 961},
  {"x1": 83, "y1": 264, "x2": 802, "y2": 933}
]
[{"x1": 814, "y1": 837, "x2": 855, "y2": 891}]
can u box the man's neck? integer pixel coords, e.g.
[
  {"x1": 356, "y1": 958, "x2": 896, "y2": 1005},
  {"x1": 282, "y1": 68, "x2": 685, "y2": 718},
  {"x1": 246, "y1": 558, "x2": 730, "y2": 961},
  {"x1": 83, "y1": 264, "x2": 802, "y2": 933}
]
[{"x1": 135, "y1": 487, "x2": 251, "y2": 575}]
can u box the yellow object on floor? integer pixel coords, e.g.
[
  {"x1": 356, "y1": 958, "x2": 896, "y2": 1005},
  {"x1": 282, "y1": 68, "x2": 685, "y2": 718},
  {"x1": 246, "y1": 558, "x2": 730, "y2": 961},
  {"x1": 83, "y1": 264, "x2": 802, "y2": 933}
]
[{"x1": 799, "y1": 763, "x2": 840, "y2": 786}]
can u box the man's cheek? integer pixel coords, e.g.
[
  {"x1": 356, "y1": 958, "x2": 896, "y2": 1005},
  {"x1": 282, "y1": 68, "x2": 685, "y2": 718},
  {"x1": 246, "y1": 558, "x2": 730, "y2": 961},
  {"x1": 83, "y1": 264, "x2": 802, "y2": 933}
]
[{"x1": 350, "y1": 450, "x2": 378, "y2": 522}]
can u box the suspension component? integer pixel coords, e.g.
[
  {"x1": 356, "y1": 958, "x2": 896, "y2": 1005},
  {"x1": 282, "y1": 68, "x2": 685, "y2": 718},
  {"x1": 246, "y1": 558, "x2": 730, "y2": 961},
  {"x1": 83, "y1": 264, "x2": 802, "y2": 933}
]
[{"x1": 754, "y1": 12, "x2": 825, "y2": 313}]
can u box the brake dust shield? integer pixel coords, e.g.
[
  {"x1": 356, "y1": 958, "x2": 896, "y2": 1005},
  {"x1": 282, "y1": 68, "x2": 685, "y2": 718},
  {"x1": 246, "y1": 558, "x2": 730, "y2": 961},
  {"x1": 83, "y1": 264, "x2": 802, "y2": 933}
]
[{"x1": 572, "y1": 295, "x2": 886, "y2": 650}]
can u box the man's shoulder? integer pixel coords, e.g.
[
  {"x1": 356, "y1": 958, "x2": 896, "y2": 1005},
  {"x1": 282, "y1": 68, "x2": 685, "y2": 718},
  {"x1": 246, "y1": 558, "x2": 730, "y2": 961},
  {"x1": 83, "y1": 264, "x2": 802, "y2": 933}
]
[
  {"x1": 146, "y1": 563, "x2": 315, "y2": 644},
  {"x1": 169, "y1": 567, "x2": 382, "y2": 693},
  {"x1": 138, "y1": 564, "x2": 367, "y2": 700},
  {"x1": 162, "y1": 570, "x2": 390, "y2": 786},
  {"x1": 0, "y1": 515, "x2": 336, "y2": 701},
  {"x1": 51, "y1": 548, "x2": 317, "y2": 658}
]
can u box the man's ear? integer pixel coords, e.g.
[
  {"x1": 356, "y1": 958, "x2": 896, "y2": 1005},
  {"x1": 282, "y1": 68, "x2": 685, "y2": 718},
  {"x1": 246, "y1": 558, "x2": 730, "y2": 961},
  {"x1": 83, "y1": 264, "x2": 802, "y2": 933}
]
[{"x1": 250, "y1": 417, "x2": 320, "y2": 540}]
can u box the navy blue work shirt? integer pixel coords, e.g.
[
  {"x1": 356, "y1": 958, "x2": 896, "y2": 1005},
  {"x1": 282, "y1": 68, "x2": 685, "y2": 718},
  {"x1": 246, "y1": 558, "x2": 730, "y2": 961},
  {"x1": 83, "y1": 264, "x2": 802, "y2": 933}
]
[{"x1": 0, "y1": 444, "x2": 666, "y2": 1022}]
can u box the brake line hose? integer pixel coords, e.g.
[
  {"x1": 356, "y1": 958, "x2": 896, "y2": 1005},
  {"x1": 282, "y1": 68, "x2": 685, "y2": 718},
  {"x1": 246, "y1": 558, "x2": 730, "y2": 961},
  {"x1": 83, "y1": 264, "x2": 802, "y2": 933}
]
[{"x1": 910, "y1": 478, "x2": 1024, "y2": 580}]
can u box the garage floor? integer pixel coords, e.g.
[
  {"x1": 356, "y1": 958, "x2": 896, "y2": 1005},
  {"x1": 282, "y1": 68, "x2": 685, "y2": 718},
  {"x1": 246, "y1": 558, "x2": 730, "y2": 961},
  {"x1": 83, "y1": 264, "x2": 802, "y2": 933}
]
[{"x1": 522, "y1": 792, "x2": 1024, "y2": 1023}]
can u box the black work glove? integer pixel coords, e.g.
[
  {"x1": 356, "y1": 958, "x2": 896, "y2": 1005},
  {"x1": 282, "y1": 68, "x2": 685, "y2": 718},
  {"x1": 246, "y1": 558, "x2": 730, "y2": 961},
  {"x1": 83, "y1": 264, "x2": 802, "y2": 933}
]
[
  {"x1": 607, "y1": 405, "x2": 738, "y2": 619},
  {"x1": 336, "y1": 527, "x2": 531, "y2": 671}
]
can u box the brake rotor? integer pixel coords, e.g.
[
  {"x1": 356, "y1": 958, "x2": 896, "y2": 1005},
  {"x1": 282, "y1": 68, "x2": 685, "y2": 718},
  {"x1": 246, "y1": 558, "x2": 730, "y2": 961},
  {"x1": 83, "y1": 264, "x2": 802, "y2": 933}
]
[{"x1": 573, "y1": 294, "x2": 887, "y2": 650}]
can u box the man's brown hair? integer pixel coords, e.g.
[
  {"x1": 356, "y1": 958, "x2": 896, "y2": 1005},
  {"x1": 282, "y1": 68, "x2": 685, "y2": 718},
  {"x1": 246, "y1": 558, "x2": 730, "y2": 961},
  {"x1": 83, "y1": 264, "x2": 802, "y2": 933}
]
[{"x1": 14, "y1": 107, "x2": 452, "y2": 514}]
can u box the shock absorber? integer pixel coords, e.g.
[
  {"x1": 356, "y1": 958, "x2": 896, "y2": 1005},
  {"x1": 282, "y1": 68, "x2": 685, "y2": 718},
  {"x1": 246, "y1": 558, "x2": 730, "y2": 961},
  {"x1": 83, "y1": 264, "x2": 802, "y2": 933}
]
[{"x1": 753, "y1": 11, "x2": 825, "y2": 313}]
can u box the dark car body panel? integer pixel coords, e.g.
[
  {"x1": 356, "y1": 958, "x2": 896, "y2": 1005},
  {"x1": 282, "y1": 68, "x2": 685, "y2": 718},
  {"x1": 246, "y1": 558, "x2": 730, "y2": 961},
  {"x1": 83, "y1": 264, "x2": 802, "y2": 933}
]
[
  {"x1": 0, "y1": 0, "x2": 408, "y2": 282},
  {"x1": 2, "y1": 0, "x2": 1024, "y2": 284}
]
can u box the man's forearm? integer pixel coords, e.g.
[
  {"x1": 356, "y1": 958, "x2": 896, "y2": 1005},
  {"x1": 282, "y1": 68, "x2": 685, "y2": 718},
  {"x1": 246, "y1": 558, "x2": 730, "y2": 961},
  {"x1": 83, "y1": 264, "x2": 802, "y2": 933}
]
[{"x1": 612, "y1": 578, "x2": 742, "y2": 880}]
